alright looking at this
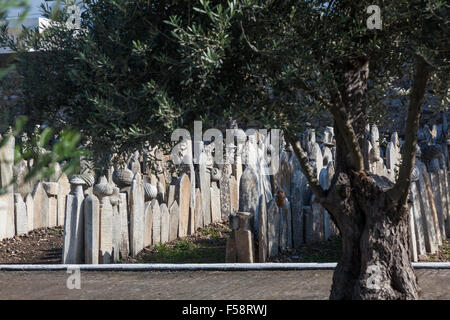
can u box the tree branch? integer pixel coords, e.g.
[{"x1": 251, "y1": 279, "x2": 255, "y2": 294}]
[
  {"x1": 295, "y1": 78, "x2": 364, "y2": 171},
  {"x1": 284, "y1": 130, "x2": 325, "y2": 202},
  {"x1": 389, "y1": 56, "x2": 432, "y2": 204}
]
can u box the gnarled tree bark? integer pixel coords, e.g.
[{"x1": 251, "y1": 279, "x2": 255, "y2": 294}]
[{"x1": 290, "y1": 56, "x2": 431, "y2": 299}]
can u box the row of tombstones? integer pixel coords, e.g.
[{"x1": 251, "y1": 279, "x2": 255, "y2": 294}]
[
  {"x1": 0, "y1": 134, "x2": 72, "y2": 241},
  {"x1": 62, "y1": 168, "x2": 236, "y2": 264},
  {"x1": 227, "y1": 122, "x2": 449, "y2": 263}
]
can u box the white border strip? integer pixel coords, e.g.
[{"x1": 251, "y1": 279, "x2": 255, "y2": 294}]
[{"x1": 0, "y1": 262, "x2": 449, "y2": 271}]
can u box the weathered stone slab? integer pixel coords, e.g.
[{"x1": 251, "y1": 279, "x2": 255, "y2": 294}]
[
  {"x1": 84, "y1": 194, "x2": 100, "y2": 264},
  {"x1": 409, "y1": 205, "x2": 418, "y2": 262},
  {"x1": 279, "y1": 197, "x2": 292, "y2": 251},
  {"x1": 32, "y1": 182, "x2": 49, "y2": 229},
  {"x1": 311, "y1": 200, "x2": 324, "y2": 242},
  {"x1": 176, "y1": 173, "x2": 191, "y2": 237},
  {"x1": 410, "y1": 183, "x2": 426, "y2": 257},
  {"x1": 144, "y1": 201, "x2": 153, "y2": 247},
  {"x1": 62, "y1": 181, "x2": 85, "y2": 264},
  {"x1": 24, "y1": 193, "x2": 34, "y2": 232},
  {"x1": 118, "y1": 193, "x2": 129, "y2": 258},
  {"x1": 235, "y1": 212, "x2": 255, "y2": 263},
  {"x1": 151, "y1": 199, "x2": 161, "y2": 244},
  {"x1": 160, "y1": 203, "x2": 170, "y2": 244},
  {"x1": 198, "y1": 163, "x2": 211, "y2": 227},
  {"x1": 423, "y1": 167, "x2": 442, "y2": 245},
  {"x1": 211, "y1": 183, "x2": 221, "y2": 223},
  {"x1": 219, "y1": 165, "x2": 231, "y2": 220},
  {"x1": 267, "y1": 199, "x2": 280, "y2": 257},
  {"x1": 167, "y1": 183, "x2": 176, "y2": 209},
  {"x1": 429, "y1": 171, "x2": 446, "y2": 239},
  {"x1": 169, "y1": 201, "x2": 180, "y2": 241},
  {"x1": 57, "y1": 174, "x2": 71, "y2": 227},
  {"x1": 257, "y1": 194, "x2": 268, "y2": 263},
  {"x1": 14, "y1": 193, "x2": 28, "y2": 236},
  {"x1": 111, "y1": 187, "x2": 121, "y2": 263},
  {"x1": 229, "y1": 175, "x2": 239, "y2": 215},
  {"x1": 43, "y1": 182, "x2": 59, "y2": 228},
  {"x1": 130, "y1": 172, "x2": 145, "y2": 257},
  {"x1": 99, "y1": 195, "x2": 113, "y2": 264},
  {"x1": 194, "y1": 188, "x2": 203, "y2": 230},
  {"x1": 239, "y1": 167, "x2": 259, "y2": 231},
  {"x1": 0, "y1": 134, "x2": 15, "y2": 239},
  {"x1": 416, "y1": 163, "x2": 438, "y2": 253}
]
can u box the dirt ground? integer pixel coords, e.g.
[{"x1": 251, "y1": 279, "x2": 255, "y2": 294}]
[{"x1": 0, "y1": 227, "x2": 63, "y2": 264}]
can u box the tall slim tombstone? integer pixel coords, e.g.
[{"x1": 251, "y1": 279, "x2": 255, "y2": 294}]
[
  {"x1": 57, "y1": 174, "x2": 71, "y2": 227},
  {"x1": 84, "y1": 194, "x2": 100, "y2": 264},
  {"x1": 62, "y1": 177, "x2": 86, "y2": 264},
  {"x1": 160, "y1": 203, "x2": 170, "y2": 244},
  {"x1": 0, "y1": 134, "x2": 15, "y2": 239},
  {"x1": 169, "y1": 200, "x2": 180, "y2": 241},
  {"x1": 258, "y1": 194, "x2": 268, "y2": 262},
  {"x1": 32, "y1": 182, "x2": 49, "y2": 230},
  {"x1": 14, "y1": 193, "x2": 28, "y2": 236},
  {"x1": 24, "y1": 193, "x2": 34, "y2": 232},
  {"x1": 239, "y1": 167, "x2": 259, "y2": 232},
  {"x1": 176, "y1": 173, "x2": 191, "y2": 237},
  {"x1": 151, "y1": 199, "x2": 161, "y2": 244},
  {"x1": 267, "y1": 199, "x2": 280, "y2": 258},
  {"x1": 118, "y1": 193, "x2": 130, "y2": 259},
  {"x1": 129, "y1": 172, "x2": 145, "y2": 257},
  {"x1": 43, "y1": 182, "x2": 59, "y2": 228},
  {"x1": 144, "y1": 201, "x2": 153, "y2": 247}
]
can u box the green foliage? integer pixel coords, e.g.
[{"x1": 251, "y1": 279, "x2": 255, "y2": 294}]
[
  {"x1": 2, "y1": 0, "x2": 448, "y2": 169},
  {"x1": 0, "y1": 117, "x2": 86, "y2": 194}
]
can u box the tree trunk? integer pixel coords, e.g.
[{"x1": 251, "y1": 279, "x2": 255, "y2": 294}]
[
  {"x1": 324, "y1": 171, "x2": 419, "y2": 300},
  {"x1": 324, "y1": 58, "x2": 420, "y2": 299}
]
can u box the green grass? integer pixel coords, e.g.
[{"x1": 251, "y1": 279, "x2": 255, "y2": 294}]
[{"x1": 136, "y1": 239, "x2": 226, "y2": 264}]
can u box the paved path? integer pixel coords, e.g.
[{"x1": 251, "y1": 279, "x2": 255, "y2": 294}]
[{"x1": 0, "y1": 269, "x2": 448, "y2": 299}]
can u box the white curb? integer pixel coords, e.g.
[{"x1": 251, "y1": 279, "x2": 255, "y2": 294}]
[{"x1": 0, "y1": 262, "x2": 449, "y2": 271}]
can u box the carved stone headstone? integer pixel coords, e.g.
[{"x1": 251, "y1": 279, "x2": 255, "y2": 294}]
[
  {"x1": 32, "y1": 182, "x2": 49, "y2": 229},
  {"x1": 0, "y1": 134, "x2": 15, "y2": 239},
  {"x1": 118, "y1": 193, "x2": 129, "y2": 258},
  {"x1": 160, "y1": 203, "x2": 170, "y2": 244},
  {"x1": 151, "y1": 199, "x2": 161, "y2": 244},
  {"x1": 130, "y1": 172, "x2": 145, "y2": 257},
  {"x1": 211, "y1": 182, "x2": 222, "y2": 223},
  {"x1": 84, "y1": 194, "x2": 100, "y2": 264},
  {"x1": 25, "y1": 193, "x2": 34, "y2": 232},
  {"x1": 267, "y1": 199, "x2": 280, "y2": 257},
  {"x1": 416, "y1": 162, "x2": 438, "y2": 253},
  {"x1": 144, "y1": 201, "x2": 153, "y2": 247},
  {"x1": 14, "y1": 193, "x2": 28, "y2": 236},
  {"x1": 194, "y1": 188, "x2": 203, "y2": 230},
  {"x1": 43, "y1": 182, "x2": 59, "y2": 228},
  {"x1": 176, "y1": 173, "x2": 191, "y2": 237},
  {"x1": 239, "y1": 167, "x2": 259, "y2": 231},
  {"x1": 235, "y1": 212, "x2": 255, "y2": 263},
  {"x1": 57, "y1": 174, "x2": 71, "y2": 227},
  {"x1": 198, "y1": 151, "x2": 212, "y2": 227},
  {"x1": 62, "y1": 177, "x2": 86, "y2": 264},
  {"x1": 169, "y1": 200, "x2": 180, "y2": 241},
  {"x1": 279, "y1": 197, "x2": 292, "y2": 251},
  {"x1": 257, "y1": 194, "x2": 268, "y2": 263}
]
